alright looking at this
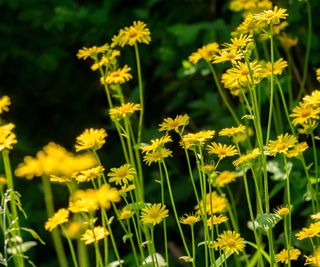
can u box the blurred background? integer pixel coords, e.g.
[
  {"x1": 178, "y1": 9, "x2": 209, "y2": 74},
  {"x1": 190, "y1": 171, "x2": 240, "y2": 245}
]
[{"x1": 1, "y1": 0, "x2": 320, "y2": 265}]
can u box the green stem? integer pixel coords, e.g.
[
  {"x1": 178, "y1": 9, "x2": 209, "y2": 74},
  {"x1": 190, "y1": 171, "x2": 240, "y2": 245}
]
[
  {"x1": 283, "y1": 156, "x2": 292, "y2": 254},
  {"x1": 62, "y1": 226, "x2": 79, "y2": 267},
  {"x1": 191, "y1": 225, "x2": 196, "y2": 267}
]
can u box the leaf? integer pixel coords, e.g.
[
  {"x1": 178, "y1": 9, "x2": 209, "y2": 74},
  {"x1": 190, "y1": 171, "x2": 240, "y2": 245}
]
[
  {"x1": 255, "y1": 213, "x2": 282, "y2": 234},
  {"x1": 245, "y1": 241, "x2": 271, "y2": 264},
  {"x1": 19, "y1": 227, "x2": 45, "y2": 245},
  {"x1": 7, "y1": 241, "x2": 37, "y2": 254},
  {"x1": 122, "y1": 233, "x2": 133, "y2": 244},
  {"x1": 214, "y1": 253, "x2": 231, "y2": 267}
]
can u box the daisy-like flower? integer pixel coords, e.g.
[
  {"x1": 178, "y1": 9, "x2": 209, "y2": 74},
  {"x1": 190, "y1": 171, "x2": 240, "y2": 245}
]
[
  {"x1": 303, "y1": 90, "x2": 320, "y2": 107},
  {"x1": 214, "y1": 171, "x2": 238, "y2": 187},
  {"x1": 143, "y1": 148, "x2": 173, "y2": 166},
  {"x1": 108, "y1": 164, "x2": 136, "y2": 185},
  {"x1": 295, "y1": 222, "x2": 320, "y2": 240},
  {"x1": 140, "y1": 134, "x2": 173, "y2": 154},
  {"x1": 219, "y1": 124, "x2": 246, "y2": 137},
  {"x1": 188, "y1": 42, "x2": 219, "y2": 64},
  {"x1": 278, "y1": 33, "x2": 298, "y2": 49},
  {"x1": 266, "y1": 133, "x2": 298, "y2": 157},
  {"x1": 0, "y1": 95, "x2": 11, "y2": 114},
  {"x1": 101, "y1": 65, "x2": 132, "y2": 85},
  {"x1": 159, "y1": 114, "x2": 189, "y2": 133},
  {"x1": 180, "y1": 130, "x2": 215, "y2": 149},
  {"x1": 273, "y1": 204, "x2": 293, "y2": 218},
  {"x1": 233, "y1": 13, "x2": 261, "y2": 36},
  {"x1": 207, "y1": 215, "x2": 228, "y2": 229},
  {"x1": 140, "y1": 203, "x2": 169, "y2": 226},
  {"x1": 253, "y1": 6, "x2": 288, "y2": 25},
  {"x1": 233, "y1": 148, "x2": 261, "y2": 166},
  {"x1": 290, "y1": 102, "x2": 320, "y2": 126},
  {"x1": 195, "y1": 192, "x2": 228, "y2": 215},
  {"x1": 212, "y1": 230, "x2": 246, "y2": 255},
  {"x1": 207, "y1": 142, "x2": 238, "y2": 160},
  {"x1": 275, "y1": 248, "x2": 301, "y2": 264},
  {"x1": 90, "y1": 50, "x2": 121, "y2": 71},
  {"x1": 45, "y1": 208, "x2": 69, "y2": 232},
  {"x1": 112, "y1": 21, "x2": 151, "y2": 47},
  {"x1": 68, "y1": 189, "x2": 99, "y2": 213},
  {"x1": 311, "y1": 212, "x2": 320, "y2": 221},
  {"x1": 260, "y1": 58, "x2": 288, "y2": 78},
  {"x1": 109, "y1": 102, "x2": 141, "y2": 121},
  {"x1": 305, "y1": 254, "x2": 320, "y2": 266},
  {"x1": 180, "y1": 213, "x2": 201, "y2": 225},
  {"x1": 120, "y1": 209, "x2": 134, "y2": 220},
  {"x1": 223, "y1": 34, "x2": 253, "y2": 50},
  {"x1": 77, "y1": 44, "x2": 110, "y2": 60},
  {"x1": 75, "y1": 128, "x2": 107, "y2": 152},
  {"x1": 81, "y1": 226, "x2": 109, "y2": 245},
  {"x1": 286, "y1": 142, "x2": 308, "y2": 158},
  {"x1": 72, "y1": 165, "x2": 105, "y2": 183},
  {"x1": 0, "y1": 123, "x2": 17, "y2": 151},
  {"x1": 97, "y1": 184, "x2": 121, "y2": 209},
  {"x1": 213, "y1": 48, "x2": 243, "y2": 65}
]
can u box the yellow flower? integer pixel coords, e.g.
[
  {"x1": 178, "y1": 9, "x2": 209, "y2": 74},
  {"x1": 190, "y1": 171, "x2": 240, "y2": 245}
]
[
  {"x1": 273, "y1": 204, "x2": 293, "y2": 217},
  {"x1": 0, "y1": 95, "x2": 11, "y2": 114},
  {"x1": 97, "y1": 184, "x2": 121, "y2": 209},
  {"x1": 223, "y1": 34, "x2": 253, "y2": 50},
  {"x1": 253, "y1": 6, "x2": 288, "y2": 25},
  {"x1": 77, "y1": 44, "x2": 110, "y2": 60},
  {"x1": 317, "y1": 68, "x2": 320, "y2": 83},
  {"x1": 266, "y1": 133, "x2": 298, "y2": 157},
  {"x1": 290, "y1": 102, "x2": 320, "y2": 126},
  {"x1": 65, "y1": 221, "x2": 83, "y2": 239},
  {"x1": 75, "y1": 128, "x2": 107, "y2": 152},
  {"x1": 180, "y1": 213, "x2": 201, "y2": 225},
  {"x1": 286, "y1": 142, "x2": 308, "y2": 158},
  {"x1": 143, "y1": 148, "x2": 173, "y2": 166},
  {"x1": 100, "y1": 65, "x2": 132, "y2": 85},
  {"x1": 195, "y1": 192, "x2": 228, "y2": 215},
  {"x1": 214, "y1": 171, "x2": 238, "y2": 187},
  {"x1": 305, "y1": 255, "x2": 320, "y2": 266},
  {"x1": 112, "y1": 21, "x2": 151, "y2": 47},
  {"x1": 296, "y1": 223, "x2": 320, "y2": 240},
  {"x1": 0, "y1": 123, "x2": 17, "y2": 151},
  {"x1": 50, "y1": 175, "x2": 70, "y2": 183},
  {"x1": 180, "y1": 130, "x2": 215, "y2": 149},
  {"x1": 68, "y1": 189, "x2": 99, "y2": 213},
  {"x1": 119, "y1": 184, "x2": 136, "y2": 195},
  {"x1": 233, "y1": 148, "x2": 261, "y2": 166},
  {"x1": 108, "y1": 164, "x2": 136, "y2": 185},
  {"x1": 278, "y1": 33, "x2": 298, "y2": 49},
  {"x1": 275, "y1": 248, "x2": 301, "y2": 264},
  {"x1": 212, "y1": 230, "x2": 245, "y2": 255},
  {"x1": 141, "y1": 134, "x2": 172, "y2": 153},
  {"x1": 207, "y1": 142, "x2": 238, "y2": 160},
  {"x1": 45, "y1": 208, "x2": 69, "y2": 232},
  {"x1": 213, "y1": 48, "x2": 243, "y2": 64},
  {"x1": 72, "y1": 165, "x2": 105, "y2": 183},
  {"x1": 311, "y1": 212, "x2": 320, "y2": 221},
  {"x1": 188, "y1": 42, "x2": 219, "y2": 64},
  {"x1": 109, "y1": 102, "x2": 141, "y2": 121},
  {"x1": 159, "y1": 114, "x2": 189, "y2": 133},
  {"x1": 120, "y1": 209, "x2": 134, "y2": 220},
  {"x1": 0, "y1": 176, "x2": 7, "y2": 188},
  {"x1": 140, "y1": 203, "x2": 169, "y2": 226},
  {"x1": 81, "y1": 226, "x2": 109, "y2": 245},
  {"x1": 207, "y1": 215, "x2": 228, "y2": 229},
  {"x1": 219, "y1": 124, "x2": 246, "y2": 137},
  {"x1": 233, "y1": 13, "x2": 261, "y2": 36},
  {"x1": 303, "y1": 90, "x2": 320, "y2": 107},
  {"x1": 90, "y1": 50, "x2": 121, "y2": 71},
  {"x1": 260, "y1": 58, "x2": 288, "y2": 78}
]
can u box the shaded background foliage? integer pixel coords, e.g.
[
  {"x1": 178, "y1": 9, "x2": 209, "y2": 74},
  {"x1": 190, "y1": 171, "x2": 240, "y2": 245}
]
[{"x1": 1, "y1": 0, "x2": 320, "y2": 265}]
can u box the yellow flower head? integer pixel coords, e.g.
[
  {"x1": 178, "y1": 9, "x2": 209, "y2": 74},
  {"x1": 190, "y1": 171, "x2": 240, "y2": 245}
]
[
  {"x1": 223, "y1": 34, "x2": 253, "y2": 50},
  {"x1": 108, "y1": 164, "x2": 136, "y2": 185},
  {"x1": 290, "y1": 102, "x2": 320, "y2": 126},
  {"x1": 140, "y1": 203, "x2": 169, "y2": 226},
  {"x1": 68, "y1": 189, "x2": 99, "y2": 213},
  {"x1": 253, "y1": 6, "x2": 288, "y2": 25},
  {"x1": 188, "y1": 42, "x2": 219, "y2": 64},
  {"x1": 81, "y1": 226, "x2": 109, "y2": 245},
  {"x1": 296, "y1": 222, "x2": 320, "y2": 240},
  {"x1": 65, "y1": 221, "x2": 84, "y2": 239},
  {"x1": 207, "y1": 215, "x2": 228, "y2": 229},
  {"x1": 303, "y1": 90, "x2": 320, "y2": 107},
  {"x1": 141, "y1": 134, "x2": 172, "y2": 154},
  {"x1": 180, "y1": 213, "x2": 201, "y2": 225},
  {"x1": 159, "y1": 114, "x2": 189, "y2": 133},
  {"x1": 213, "y1": 48, "x2": 243, "y2": 65},
  {"x1": 311, "y1": 212, "x2": 320, "y2": 221},
  {"x1": 305, "y1": 254, "x2": 320, "y2": 266},
  {"x1": 233, "y1": 148, "x2": 261, "y2": 166},
  {"x1": 109, "y1": 102, "x2": 141, "y2": 121},
  {"x1": 214, "y1": 171, "x2": 238, "y2": 187},
  {"x1": 90, "y1": 49, "x2": 121, "y2": 71},
  {"x1": 180, "y1": 130, "x2": 215, "y2": 149},
  {"x1": 278, "y1": 33, "x2": 298, "y2": 49},
  {"x1": 212, "y1": 230, "x2": 246, "y2": 255},
  {"x1": 260, "y1": 58, "x2": 288, "y2": 78},
  {"x1": 273, "y1": 204, "x2": 293, "y2": 217},
  {"x1": 75, "y1": 128, "x2": 107, "y2": 152},
  {"x1": 0, "y1": 123, "x2": 17, "y2": 152},
  {"x1": 233, "y1": 13, "x2": 261, "y2": 36},
  {"x1": 97, "y1": 184, "x2": 121, "y2": 209},
  {"x1": 0, "y1": 96, "x2": 11, "y2": 114},
  {"x1": 100, "y1": 65, "x2": 132, "y2": 85},
  {"x1": 266, "y1": 133, "x2": 298, "y2": 157},
  {"x1": 195, "y1": 192, "x2": 228, "y2": 215},
  {"x1": 207, "y1": 142, "x2": 238, "y2": 160},
  {"x1": 120, "y1": 209, "x2": 134, "y2": 220},
  {"x1": 45, "y1": 208, "x2": 69, "y2": 232},
  {"x1": 143, "y1": 148, "x2": 173, "y2": 166},
  {"x1": 77, "y1": 44, "x2": 110, "y2": 60},
  {"x1": 275, "y1": 248, "x2": 301, "y2": 264},
  {"x1": 112, "y1": 21, "x2": 151, "y2": 47},
  {"x1": 72, "y1": 165, "x2": 105, "y2": 183},
  {"x1": 219, "y1": 124, "x2": 246, "y2": 137}
]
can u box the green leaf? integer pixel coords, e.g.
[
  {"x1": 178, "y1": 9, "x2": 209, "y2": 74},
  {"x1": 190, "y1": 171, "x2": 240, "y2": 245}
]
[
  {"x1": 214, "y1": 253, "x2": 231, "y2": 267},
  {"x1": 122, "y1": 233, "x2": 133, "y2": 244},
  {"x1": 19, "y1": 227, "x2": 45, "y2": 245},
  {"x1": 7, "y1": 241, "x2": 37, "y2": 254},
  {"x1": 255, "y1": 213, "x2": 282, "y2": 234}
]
